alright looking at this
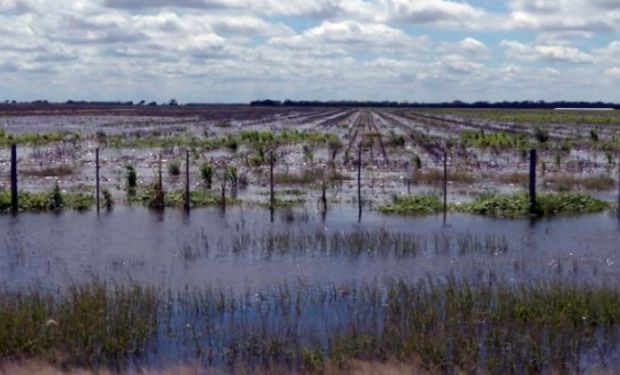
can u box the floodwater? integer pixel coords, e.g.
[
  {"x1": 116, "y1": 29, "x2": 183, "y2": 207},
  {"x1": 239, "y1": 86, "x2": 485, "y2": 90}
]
[{"x1": 1, "y1": 204, "x2": 620, "y2": 293}]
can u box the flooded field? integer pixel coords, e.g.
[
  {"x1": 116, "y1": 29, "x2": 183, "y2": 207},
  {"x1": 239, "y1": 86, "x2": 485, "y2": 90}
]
[
  {"x1": 2, "y1": 206, "x2": 620, "y2": 292},
  {"x1": 2, "y1": 105, "x2": 620, "y2": 373}
]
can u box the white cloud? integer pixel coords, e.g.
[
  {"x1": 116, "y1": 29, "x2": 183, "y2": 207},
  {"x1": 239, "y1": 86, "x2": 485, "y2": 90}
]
[
  {"x1": 269, "y1": 20, "x2": 428, "y2": 53},
  {"x1": 507, "y1": 0, "x2": 620, "y2": 33},
  {"x1": 501, "y1": 40, "x2": 594, "y2": 63},
  {"x1": 0, "y1": 0, "x2": 618, "y2": 102},
  {"x1": 377, "y1": 0, "x2": 491, "y2": 28},
  {"x1": 607, "y1": 67, "x2": 620, "y2": 78}
]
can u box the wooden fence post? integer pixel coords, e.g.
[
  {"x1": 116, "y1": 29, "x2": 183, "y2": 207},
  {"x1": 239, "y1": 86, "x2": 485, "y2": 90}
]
[
  {"x1": 184, "y1": 149, "x2": 190, "y2": 211},
  {"x1": 529, "y1": 149, "x2": 537, "y2": 215},
  {"x1": 10, "y1": 144, "x2": 17, "y2": 213},
  {"x1": 95, "y1": 148, "x2": 100, "y2": 212},
  {"x1": 443, "y1": 150, "x2": 448, "y2": 226},
  {"x1": 617, "y1": 152, "x2": 620, "y2": 218},
  {"x1": 358, "y1": 146, "x2": 362, "y2": 222},
  {"x1": 270, "y1": 150, "x2": 275, "y2": 223}
]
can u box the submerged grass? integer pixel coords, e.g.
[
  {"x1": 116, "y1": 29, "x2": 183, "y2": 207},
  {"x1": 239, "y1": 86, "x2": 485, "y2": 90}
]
[
  {"x1": 2, "y1": 279, "x2": 620, "y2": 374},
  {"x1": 181, "y1": 229, "x2": 509, "y2": 258},
  {"x1": 128, "y1": 189, "x2": 235, "y2": 208}
]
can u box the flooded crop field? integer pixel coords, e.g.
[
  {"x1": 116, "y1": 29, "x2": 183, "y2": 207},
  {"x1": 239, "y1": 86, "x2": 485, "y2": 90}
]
[{"x1": 2, "y1": 104, "x2": 620, "y2": 374}]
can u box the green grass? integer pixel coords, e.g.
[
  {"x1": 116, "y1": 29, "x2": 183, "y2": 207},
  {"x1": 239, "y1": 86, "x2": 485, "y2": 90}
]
[
  {"x1": 380, "y1": 192, "x2": 608, "y2": 218},
  {"x1": 438, "y1": 108, "x2": 620, "y2": 126},
  {"x1": 0, "y1": 188, "x2": 95, "y2": 212},
  {"x1": 103, "y1": 129, "x2": 337, "y2": 150},
  {"x1": 456, "y1": 192, "x2": 608, "y2": 218},
  {"x1": 378, "y1": 195, "x2": 443, "y2": 215},
  {"x1": 461, "y1": 129, "x2": 531, "y2": 150},
  {"x1": 0, "y1": 129, "x2": 79, "y2": 146}
]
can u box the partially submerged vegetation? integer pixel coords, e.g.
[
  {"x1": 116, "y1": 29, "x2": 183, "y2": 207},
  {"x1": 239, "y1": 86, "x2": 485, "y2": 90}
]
[
  {"x1": 456, "y1": 192, "x2": 608, "y2": 218},
  {"x1": 127, "y1": 187, "x2": 236, "y2": 208},
  {"x1": 379, "y1": 192, "x2": 608, "y2": 218},
  {"x1": 379, "y1": 195, "x2": 443, "y2": 215},
  {"x1": 2, "y1": 279, "x2": 620, "y2": 373},
  {"x1": 0, "y1": 184, "x2": 94, "y2": 212}
]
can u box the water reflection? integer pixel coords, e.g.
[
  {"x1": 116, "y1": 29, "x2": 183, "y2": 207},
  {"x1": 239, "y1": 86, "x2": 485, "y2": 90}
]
[{"x1": 0, "y1": 205, "x2": 619, "y2": 292}]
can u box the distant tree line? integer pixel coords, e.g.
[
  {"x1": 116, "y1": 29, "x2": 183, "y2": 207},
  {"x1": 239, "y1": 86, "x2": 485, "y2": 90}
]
[
  {"x1": 2, "y1": 99, "x2": 619, "y2": 109},
  {"x1": 1, "y1": 99, "x2": 179, "y2": 107},
  {"x1": 250, "y1": 99, "x2": 620, "y2": 109}
]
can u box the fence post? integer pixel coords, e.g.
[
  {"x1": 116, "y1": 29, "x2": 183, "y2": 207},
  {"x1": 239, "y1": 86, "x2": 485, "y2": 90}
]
[
  {"x1": 529, "y1": 149, "x2": 537, "y2": 215},
  {"x1": 184, "y1": 149, "x2": 190, "y2": 211},
  {"x1": 617, "y1": 152, "x2": 620, "y2": 218},
  {"x1": 95, "y1": 148, "x2": 100, "y2": 212},
  {"x1": 443, "y1": 150, "x2": 448, "y2": 226},
  {"x1": 10, "y1": 144, "x2": 17, "y2": 213},
  {"x1": 270, "y1": 150, "x2": 275, "y2": 223},
  {"x1": 358, "y1": 146, "x2": 362, "y2": 222}
]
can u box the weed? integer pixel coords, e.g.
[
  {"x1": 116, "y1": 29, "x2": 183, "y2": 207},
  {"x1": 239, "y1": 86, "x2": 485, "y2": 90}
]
[
  {"x1": 102, "y1": 189, "x2": 114, "y2": 210},
  {"x1": 167, "y1": 160, "x2": 181, "y2": 176},
  {"x1": 125, "y1": 165, "x2": 137, "y2": 192},
  {"x1": 200, "y1": 162, "x2": 213, "y2": 189}
]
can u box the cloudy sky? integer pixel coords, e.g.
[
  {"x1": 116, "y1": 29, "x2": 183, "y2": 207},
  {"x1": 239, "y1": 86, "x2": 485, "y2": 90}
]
[{"x1": 1, "y1": 0, "x2": 619, "y2": 103}]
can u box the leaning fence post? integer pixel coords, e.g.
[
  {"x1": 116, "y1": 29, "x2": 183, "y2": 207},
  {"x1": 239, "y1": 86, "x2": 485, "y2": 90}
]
[
  {"x1": 529, "y1": 149, "x2": 537, "y2": 215},
  {"x1": 10, "y1": 144, "x2": 17, "y2": 213},
  {"x1": 95, "y1": 148, "x2": 100, "y2": 212},
  {"x1": 184, "y1": 149, "x2": 190, "y2": 211},
  {"x1": 357, "y1": 146, "x2": 362, "y2": 222},
  {"x1": 443, "y1": 150, "x2": 448, "y2": 226}
]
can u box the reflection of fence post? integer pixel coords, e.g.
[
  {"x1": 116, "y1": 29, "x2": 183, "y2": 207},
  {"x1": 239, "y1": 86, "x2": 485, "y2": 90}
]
[
  {"x1": 321, "y1": 180, "x2": 327, "y2": 213},
  {"x1": 529, "y1": 149, "x2": 537, "y2": 215},
  {"x1": 358, "y1": 146, "x2": 362, "y2": 222},
  {"x1": 184, "y1": 149, "x2": 190, "y2": 211},
  {"x1": 10, "y1": 144, "x2": 17, "y2": 213},
  {"x1": 158, "y1": 155, "x2": 163, "y2": 190},
  {"x1": 270, "y1": 150, "x2": 275, "y2": 222},
  {"x1": 96, "y1": 148, "x2": 100, "y2": 212},
  {"x1": 443, "y1": 151, "x2": 448, "y2": 226},
  {"x1": 221, "y1": 182, "x2": 226, "y2": 212}
]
